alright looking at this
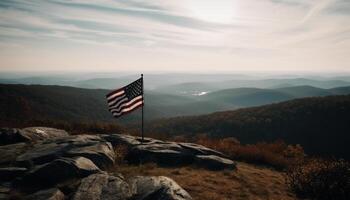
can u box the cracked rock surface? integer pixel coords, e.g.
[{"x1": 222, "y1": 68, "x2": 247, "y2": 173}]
[{"x1": 0, "y1": 126, "x2": 235, "y2": 199}]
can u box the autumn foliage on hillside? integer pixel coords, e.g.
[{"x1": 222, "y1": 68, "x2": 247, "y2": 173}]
[{"x1": 147, "y1": 95, "x2": 350, "y2": 160}]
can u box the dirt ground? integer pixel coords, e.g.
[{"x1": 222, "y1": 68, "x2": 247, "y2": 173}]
[{"x1": 111, "y1": 162, "x2": 298, "y2": 200}]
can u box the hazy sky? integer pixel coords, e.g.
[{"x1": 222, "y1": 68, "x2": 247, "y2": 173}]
[{"x1": 0, "y1": 0, "x2": 349, "y2": 72}]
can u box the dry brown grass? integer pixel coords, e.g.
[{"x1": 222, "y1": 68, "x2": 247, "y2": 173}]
[
  {"x1": 194, "y1": 135, "x2": 305, "y2": 170},
  {"x1": 111, "y1": 162, "x2": 297, "y2": 200}
]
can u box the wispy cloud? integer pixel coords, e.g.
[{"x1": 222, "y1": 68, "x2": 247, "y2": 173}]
[
  {"x1": 301, "y1": 0, "x2": 337, "y2": 23},
  {"x1": 0, "y1": 0, "x2": 349, "y2": 72}
]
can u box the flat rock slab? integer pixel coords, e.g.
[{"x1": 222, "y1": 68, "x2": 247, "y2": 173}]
[
  {"x1": 21, "y1": 127, "x2": 69, "y2": 142},
  {"x1": 73, "y1": 173, "x2": 131, "y2": 200},
  {"x1": 16, "y1": 142, "x2": 70, "y2": 167},
  {"x1": 0, "y1": 127, "x2": 69, "y2": 145},
  {"x1": 101, "y1": 134, "x2": 162, "y2": 147},
  {"x1": 129, "y1": 176, "x2": 193, "y2": 200},
  {"x1": 20, "y1": 157, "x2": 100, "y2": 188},
  {"x1": 0, "y1": 142, "x2": 28, "y2": 165},
  {"x1": 195, "y1": 155, "x2": 236, "y2": 170},
  {"x1": 104, "y1": 134, "x2": 236, "y2": 170},
  {"x1": 16, "y1": 135, "x2": 115, "y2": 169}
]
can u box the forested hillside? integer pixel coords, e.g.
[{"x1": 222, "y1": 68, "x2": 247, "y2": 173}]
[
  {"x1": 0, "y1": 84, "x2": 224, "y2": 124},
  {"x1": 147, "y1": 95, "x2": 350, "y2": 159},
  {"x1": 2, "y1": 84, "x2": 350, "y2": 126}
]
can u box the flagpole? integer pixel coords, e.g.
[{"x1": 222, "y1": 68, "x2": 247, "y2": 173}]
[{"x1": 141, "y1": 74, "x2": 144, "y2": 143}]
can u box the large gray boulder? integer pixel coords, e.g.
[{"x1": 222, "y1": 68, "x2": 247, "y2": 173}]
[
  {"x1": 64, "y1": 142, "x2": 115, "y2": 170},
  {"x1": 20, "y1": 157, "x2": 100, "y2": 187},
  {"x1": 73, "y1": 173, "x2": 131, "y2": 200},
  {"x1": 129, "y1": 176, "x2": 192, "y2": 200},
  {"x1": 73, "y1": 174, "x2": 192, "y2": 200},
  {"x1": 25, "y1": 188, "x2": 65, "y2": 200}
]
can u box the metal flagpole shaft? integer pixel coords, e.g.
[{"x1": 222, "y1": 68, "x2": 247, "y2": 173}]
[{"x1": 141, "y1": 74, "x2": 144, "y2": 142}]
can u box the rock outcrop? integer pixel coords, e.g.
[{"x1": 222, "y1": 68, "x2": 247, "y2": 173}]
[
  {"x1": 103, "y1": 134, "x2": 236, "y2": 170},
  {"x1": 0, "y1": 126, "x2": 237, "y2": 199}
]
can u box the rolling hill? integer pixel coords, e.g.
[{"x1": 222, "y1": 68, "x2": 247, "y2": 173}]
[
  {"x1": 147, "y1": 95, "x2": 350, "y2": 159},
  {"x1": 198, "y1": 85, "x2": 350, "y2": 107},
  {"x1": 2, "y1": 84, "x2": 350, "y2": 126},
  {"x1": 0, "y1": 84, "x2": 198, "y2": 124}
]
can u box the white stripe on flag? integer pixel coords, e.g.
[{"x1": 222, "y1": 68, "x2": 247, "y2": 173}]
[
  {"x1": 109, "y1": 95, "x2": 143, "y2": 112},
  {"x1": 107, "y1": 90, "x2": 125, "y2": 101},
  {"x1": 108, "y1": 94, "x2": 126, "y2": 106},
  {"x1": 109, "y1": 97, "x2": 128, "y2": 110},
  {"x1": 112, "y1": 100, "x2": 143, "y2": 116}
]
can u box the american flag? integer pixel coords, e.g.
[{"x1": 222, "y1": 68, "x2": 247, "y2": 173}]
[{"x1": 106, "y1": 77, "x2": 144, "y2": 118}]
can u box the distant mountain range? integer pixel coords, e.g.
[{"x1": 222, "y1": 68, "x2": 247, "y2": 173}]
[
  {"x1": 156, "y1": 78, "x2": 350, "y2": 96},
  {"x1": 1, "y1": 84, "x2": 350, "y2": 125},
  {"x1": 147, "y1": 95, "x2": 350, "y2": 160},
  {"x1": 1, "y1": 75, "x2": 350, "y2": 91}
]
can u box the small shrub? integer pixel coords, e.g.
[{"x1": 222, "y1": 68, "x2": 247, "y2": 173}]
[
  {"x1": 114, "y1": 144, "x2": 129, "y2": 165},
  {"x1": 286, "y1": 158, "x2": 350, "y2": 200}
]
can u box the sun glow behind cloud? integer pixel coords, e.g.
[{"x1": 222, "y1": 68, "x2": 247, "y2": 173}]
[
  {"x1": 0, "y1": 0, "x2": 349, "y2": 72},
  {"x1": 187, "y1": 0, "x2": 236, "y2": 24}
]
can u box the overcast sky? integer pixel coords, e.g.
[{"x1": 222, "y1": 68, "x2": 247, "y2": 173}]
[{"x1": 0, "y1": 0, "x2": 349, "y2": 72}]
